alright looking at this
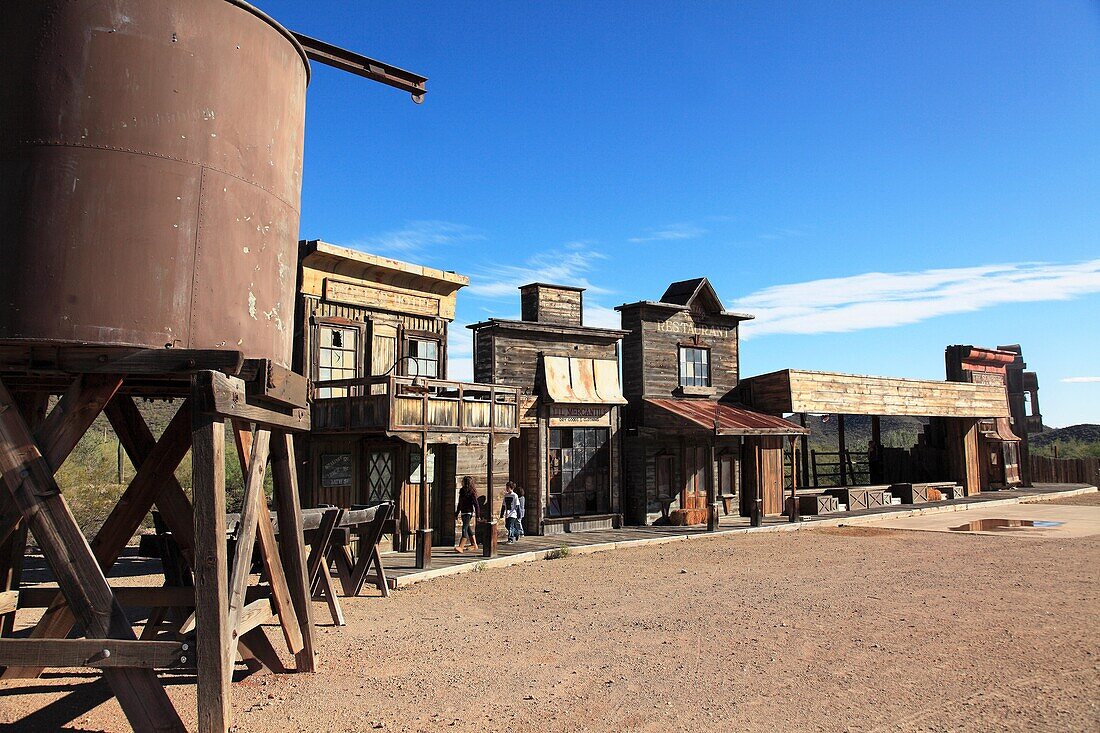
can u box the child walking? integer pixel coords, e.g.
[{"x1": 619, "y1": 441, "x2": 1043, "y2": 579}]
[
  {"x1": 500, "y1": 481, "x2": 521, "y2": 544},
  {"x1": 515, "y1": 486, "x2": 526, "y2": 539}
]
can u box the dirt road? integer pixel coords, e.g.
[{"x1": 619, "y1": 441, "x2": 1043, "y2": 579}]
[{"x1": 2, "y1": 502, "x2": 1098, "y2": 732}]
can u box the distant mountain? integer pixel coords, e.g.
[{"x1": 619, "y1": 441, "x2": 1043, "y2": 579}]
[
  {"x1": 785, "y1": 414, "x2": 928, "y2": 451},
  {"x1": 1029, "y1": 422, "x2": 1100, "y2": 451}
]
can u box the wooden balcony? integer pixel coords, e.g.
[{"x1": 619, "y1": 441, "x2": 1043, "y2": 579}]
[{"x1": 311, "y1": 375, "x2": 520, "y2": 436}]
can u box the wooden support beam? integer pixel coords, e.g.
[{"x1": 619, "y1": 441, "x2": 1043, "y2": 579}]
[
  {"x1": 415, "y1": 432, "x2": 432, "y2": 569},
  {"x1": 225, "y1": 428, "x2": 271, "y2": 657},
  {"x1": 0, "y1": 345, "x2": 245, "y2": 376},
  {"x1": 706, "y1": 442, "x2": 719, "y2": 532},
  {"x1": 0, "y1": 493, "x2": 21, "y2": 548},
  {"x1": 235, "y1": 598, "x2": 277, "y2": 638},
  {"x1": 0, "y1": 392, "x2": 47, "y2": 641},
  {"x1": 482, "y1": 437, "x2": 497, "y2": 558},
  {"x1": 36, "y1": 373, "x2": 124, "y2": 471},
  {"x1": 194, "y1": 371, "x2": 309, "y2": 432},
  {"x1": 946, "y1": 417, "x2": 982, "y2": 497},
  {"x1": 316, "y1": 562, "x2": 345, "y2": 627},
  {"x1": 192, "y1": 405, "x2": 231, "y2": 733},
  {"x1": 0, "y1": 639, "x2": 189, "y2": 669},
  {"x1": 18, "y1": 585, "x2": 194, "y2": 609},
  {"x1": 837, "y1": 414, "x2": 847, "y2": 487},
  {"x1": 5, "y1": 398, "x2": 195, "y2": 680},
  {"x1": 798, "y1": 414, "x2": 810, "y2": 489},
  {"x1": 0, "y1": 376, "x2": 184, "y2": 732},
  {"x1": 106, "y1": 395, "x2": 197, "y2": 566},
  {"x1": 270, "y1": 432, "x2": 316, "y2": 673},
  {"x1": 233, "y1": 421, "x2": 303, "y2": 655},
  {"x1": 788, "y1": 436, "x2": 800, "y2": 523}
]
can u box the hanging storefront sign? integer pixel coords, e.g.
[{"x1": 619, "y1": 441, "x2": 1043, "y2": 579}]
[{"x1": 548, "y1": 405, "x2": 612, "y2": 427}]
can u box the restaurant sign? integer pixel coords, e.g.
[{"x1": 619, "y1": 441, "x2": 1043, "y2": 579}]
[{"x1": 549, "y1": 405, "x2": 612, "y2": 427}]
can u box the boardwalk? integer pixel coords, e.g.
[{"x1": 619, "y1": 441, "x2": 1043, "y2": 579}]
[{"x1": 381, "y1": 483, "x2": 1096, "y2": 585}]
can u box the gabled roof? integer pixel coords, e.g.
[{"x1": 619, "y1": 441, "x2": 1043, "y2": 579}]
[
  {"x1": 616, "y1": 277, "x2": 754, "y2": 320},
  {"x1": 660, "y1": 278, "x2": 723, "y2": 312}
]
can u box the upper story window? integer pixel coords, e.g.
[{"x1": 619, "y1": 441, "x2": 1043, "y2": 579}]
[
  {"x1": 316, "y1": 324, "x2": 359, "y2": 398},
  {"x1": 678, "y1": 346, "x2": 710, "y2": 388},
  {"x1": 406, "y1": 338, "x2": 440, "y2": 379}
]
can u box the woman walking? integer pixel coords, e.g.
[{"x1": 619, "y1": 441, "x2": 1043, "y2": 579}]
[{"x1": 455, "y1": 476, "x2": 480, "y2": 553}]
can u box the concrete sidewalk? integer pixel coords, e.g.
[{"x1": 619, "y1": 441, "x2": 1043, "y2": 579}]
[{"x1": 383, "y1": 483, "x2": 1098, "y2": 587}]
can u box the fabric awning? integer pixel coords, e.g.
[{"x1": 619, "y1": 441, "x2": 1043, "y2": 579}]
[
  {"x1": 543, "y1": 356, "x2": 627, "y2": 404},
  {"x1": 646, "y1": 398, "x2": 807, "y2": 436}
]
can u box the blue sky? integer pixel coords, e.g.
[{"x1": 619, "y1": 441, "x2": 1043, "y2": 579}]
[{"x1": 264, "y1": 0, "x2": 1099, "y2": 427}]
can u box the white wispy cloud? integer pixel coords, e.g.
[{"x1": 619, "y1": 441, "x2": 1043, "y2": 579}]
[
  {"x1": 584, "y1": 303, "x2": 622, "y2": 330},
  {"x1": 628, "y1": 222, "x2": 708, "y2": 243},
  {"x1": 731, "y1": 259, "x2": 1100, "y2": 338},
  {"x1": 353, "y1": 220, "x2": 483, "y2": 255},
  {"x1": 1062, "y1": 377, "x2": 1100, "y2": 383},
  {"x1": 466, "y1": 242, "x2": 609, "y2": 298}
]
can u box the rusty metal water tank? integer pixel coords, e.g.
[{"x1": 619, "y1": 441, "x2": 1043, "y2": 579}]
[{"x1": 0, "y1": 0, "x2": 309, "y2": 367}]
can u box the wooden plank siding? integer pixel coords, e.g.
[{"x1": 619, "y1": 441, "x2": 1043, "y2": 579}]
[
  {"x1": 740, "y1": 369, "x2": 1010, "y2": 419},
  {"x1": 618, "y1": 304, "x2": 742, "y2": 401},
  {"x1": 482, "y1": 328, "x2": 622, "y2": 394},
  {"x1": 520, "y1": 284, "x2": 583, "y2": 327}
]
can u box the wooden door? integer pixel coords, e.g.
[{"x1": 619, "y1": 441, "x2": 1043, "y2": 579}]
[
  {"x1": 681, "y1": 445, "x2": 707, "y2": 510},
  {"x1": 742, "y1": 437, "x2": 785, "y2": 516}
]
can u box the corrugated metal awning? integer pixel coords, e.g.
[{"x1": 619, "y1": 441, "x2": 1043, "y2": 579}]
[
  {"x1": 543, "y1": 356, "x2": 627, "y2": 404},
  {"x1": 646, "y1": 398, "x2": 807, "y2": 436}
]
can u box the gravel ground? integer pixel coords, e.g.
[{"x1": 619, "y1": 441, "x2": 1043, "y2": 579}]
[
  {"x1": 1, "y1": 521, "x2": 1098, "y2": 732},
  {"x1": 1037, "y1": 491, "x2": 1100, "y2": 507}
]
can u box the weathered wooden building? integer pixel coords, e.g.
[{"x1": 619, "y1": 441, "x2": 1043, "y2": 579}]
[
  {"x1": 469, "y1": 283, "x2": 629, "y2": 534},
  {"x1": 294, "y1": 240, "x2": 517, "y2": 563},
  {"x1": 617, "y1": 278, "x2": 806, "y2": 526},
  {"x1": 738, "y1": 368, "x2": 1011, "y2": 502},
  {"x1": 944, "y1": 344, "x2": 1041, "y2": 489}
]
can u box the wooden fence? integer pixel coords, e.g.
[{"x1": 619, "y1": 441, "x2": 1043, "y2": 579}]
[{"x1": 1029, "y1": 455, "x2": 1100, "y2": 485}]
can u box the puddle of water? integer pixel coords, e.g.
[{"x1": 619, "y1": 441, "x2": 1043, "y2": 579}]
[{"x1": 950, "y1": 518, "x2": 1064, "y2": 532}]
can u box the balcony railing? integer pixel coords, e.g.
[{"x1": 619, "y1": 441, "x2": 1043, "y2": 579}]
[{"x1": 311, "y1": 375, "x2": 520, "y2": 435}]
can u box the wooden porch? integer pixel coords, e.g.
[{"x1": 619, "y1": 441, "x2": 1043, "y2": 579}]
[{"x1": 311, "y1": 375, "x2": 519, "y2": 437}]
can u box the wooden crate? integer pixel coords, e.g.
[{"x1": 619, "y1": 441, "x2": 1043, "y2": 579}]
[
  {"x1": 787, "y1": 494, "x2": 839, "y2": 515},
  {"x1": 889, "y1": 483, "x2": 928, "y2": 504},
  {"x1": 826, "y1": 487, "x2": 888, "y2": 511}
]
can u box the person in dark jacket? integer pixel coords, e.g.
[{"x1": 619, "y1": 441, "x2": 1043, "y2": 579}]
[{"x1": 455, "y1": 476, "x2": 480, "y2": 553}]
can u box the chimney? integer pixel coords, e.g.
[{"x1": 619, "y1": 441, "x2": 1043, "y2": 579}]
[{"x1": 519, "y1": 282, "x2": 584, "y2": 326}]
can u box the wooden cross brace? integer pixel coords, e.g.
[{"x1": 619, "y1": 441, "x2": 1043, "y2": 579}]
[
  {"x1": 0, "y1": 369, "x2": 317, "y2": 733},
  {"x1": 0, "y1": 374, "x2": 186, "y2": 732}
]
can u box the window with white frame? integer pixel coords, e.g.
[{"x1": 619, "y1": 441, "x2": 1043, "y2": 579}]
[
  {"x1": 406, "y1": 338, "x2": 440, "y2": 378},
  {"x1": 316, "y1": 324, "x2": 359, "y2": 398},
  {"x1": 678, "y1": 346, "x2": 710, "y2": 387}
]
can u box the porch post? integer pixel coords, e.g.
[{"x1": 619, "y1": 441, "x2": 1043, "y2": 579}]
[
  {"x1": 706, "y1": 441, "x2": 719, "y2": 532},
  {"x1": 798, "y1": 413, "x2": 810, "y2": 489},
  {"x1": 749, "y1": 439, "x2": 763, "y2": 528},
  {"x1": 837, "y1": 414, "x2": 847, "y2": 487},
  {"x1": 415, "y1": 431, "x2": 432, "y2": 569},
  {"x1": 482, "y1": 437, "x2": 498, "y2": 557},
  {"x1": 788, "y1": 435, "x2": 800, "y2": 522}
]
